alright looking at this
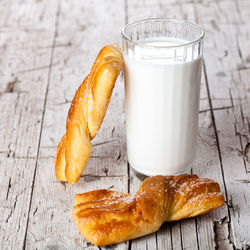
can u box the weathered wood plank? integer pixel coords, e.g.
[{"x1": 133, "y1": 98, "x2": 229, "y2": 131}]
[
  {"x1": 195, "y1": 0, "x2": 250, "y2": 248},
  {"x1": 0, "y1": 0, "x2": 59, "y2": 249},
  {"x1": 194, "y1": 111, "x2": 232, "y2": 250},
  {"x1": 126, "y1": 1, "x2": 231, "y2": 250},
  {"x1": 0, "y1": 158, "x2": 36, "y2": 249},
  {"x1": 214, "y1": 108, "x2": 249, "y2": 248},
  {"x1": 24, "y1": 0, "x2": 127, "y2": 249}
]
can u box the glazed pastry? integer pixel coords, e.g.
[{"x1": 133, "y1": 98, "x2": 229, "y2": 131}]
[
  {"x1": 55, "y1": 44, "x2": 124, "y2": 184},
  {"x1": 73, "y1": 175, "x2": 225, "y2": 246}
]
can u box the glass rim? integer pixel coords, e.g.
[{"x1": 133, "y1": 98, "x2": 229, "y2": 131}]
[{"x1": 121, "y1": 17, "x2": 205, "y2": 49}]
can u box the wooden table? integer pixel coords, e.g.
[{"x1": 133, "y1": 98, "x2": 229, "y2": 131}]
[{"x1": 0, "y1": 0, "x2": 249, "y2": 249}]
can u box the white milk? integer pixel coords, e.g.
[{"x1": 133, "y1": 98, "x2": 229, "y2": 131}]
[{"x1": 124, "y1": 38, "x2": 202, "y2": 176}]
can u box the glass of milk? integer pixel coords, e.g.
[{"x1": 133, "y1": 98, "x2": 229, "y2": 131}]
[{"x1": 121, "y1": 18, "x2": 204, "y2": 176}]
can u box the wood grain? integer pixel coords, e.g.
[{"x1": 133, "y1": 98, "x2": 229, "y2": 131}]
[
  {"x1": 0, "y1": 0, "x2": 249, "y2": 249},
  {"x1": 0, "y1": 0, "x2": 59, "y2": 248},
  {"x1": 195, "y1": 0, "x2": 250, "y2": 248}
]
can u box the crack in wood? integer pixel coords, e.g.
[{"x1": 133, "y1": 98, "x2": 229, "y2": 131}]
[
  {"x1": 93, "y1": 139, "x2": 119, "y2": 147},
  {"x1": 195, "y1": 217, "x2": 200, "y2": 250},
  {"x1": 53, "y1": 99, "x2": 72, "y2": 105},
  {"x1": 81, "y1": 174, "x2": 125, "y2": 178},
  {"x1": 244, "y1": 143, "x2": 250, "y2": 163},
  {"x1": 59, "y1": 181, "x2": 66, "y2": 191},
  {"x1": 238, "y1": 134, "x2": 248, "y2": 174},
  {"x1": 13, "y1": 92, "x2": 20, "y2": 117},
  {"x1": 155, "y1": 231, "x2": 158, "y2": 250},
  {"x1": 234, "y1": 179, "x2": 250, "y2": 184},
  {"x1": 7, "y1": 143, "x2": 14, "y2": 158},
  {"x1": 213, "y1": 216, "x2": 234, "y2": 250},
  {"x1": 18, "y1": 61, "x2": 59, "y2": 74},
  {"x1": 111, "y1": 126, "x2": 115, "y2": 136},
  {"x1": 5, "y1": 177, "x2": 11, "y2": 200},
  {"x1": 102, "y1": 167, "x2": 109, "y2": 176},
  {"x1": 236, "y1": 37, "x2": 244, "y2": 64},
  {"x1": 127, "y1": 162, "x2": 130, "y2": 194},
  {"x1": 239, "y1": 104, "x2": 245, "y2": 126},
  {"x1": 12, "y1": 96, "x2": 25, "y2": 158},
  {"x1": 51, "y1": 211, "x2": 54, "y2": 221},
  {"x1": 17, "y1": 222, "x2": 21, "y2": 234},
  {"x1": 198, "y1": 133, "x2": 216, "y2": 147},
  {"x1": 128, "y1": 240, "x2": 132, "y2": 250},
  {"x1": 38, "y1": 42, "x2": 72, "y2": 49},
  {"x1": 116, "y1": 149, "x2": 121, "y2": 163},
  {"x1": 107, "y1": 185, "x2": 114, "y2": 190},
  {"x1": 0, "y1": 154, "x2": 55, "y2": 160},
  {"x1": 179, "y1": 221, "x2": 183, "y2": 250},
  {"x1": 228, "y1": 88, "x2": 235, "y2": 112},
  {"x1": 6, "y1": 195, "x2": 18, "y2": 223},
  {"x1": 80, "y1": 175, "x2": 102, "y2": 182},
  {"x1": 240, "y1": 191, "x2": 247, "y2": 205},
  {"x1": 199, "y1": 105, "x2": 233, "y2": 114},
  {"x1": 90, "y1": 155, "x2": 111, "y2": 159},
  {"x1": 225, "y1": 145, "x2": 243, "y2": 155},
  {"x1": 169, "y1": 223, "x2": 173, "y2": 250},
  {"x1": 32, "y1": 206, "x2": 38, "y2": 216},
  {"x1": 5, "y1": 77, "x2": 20, "y2": 93},
  {"x1": 5, "y1": 209, "x2": 13, "y2": 223},
  {"x1": 13, "y1": 196, "x2": 17, "y2": 210}
]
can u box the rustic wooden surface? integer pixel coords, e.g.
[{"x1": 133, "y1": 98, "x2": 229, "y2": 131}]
[{"x1": 0, "y1": 0, "x2": 249, "y2": 249}]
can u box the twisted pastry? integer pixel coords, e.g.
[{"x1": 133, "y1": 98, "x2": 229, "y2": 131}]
[
  {"x1": 73, "y1": 175, "x2": 225, "y2": 246},
  {"x1": 55, "y1": 44, "x2": 124, "y2": 184}
]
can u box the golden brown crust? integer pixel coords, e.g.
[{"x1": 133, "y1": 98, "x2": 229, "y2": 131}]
[
  {"x1": 73, "y1": 175, "x2": 225, "y2": 246},
  {"x1": 54, "y1": 135, "x2": 67, "y2": 182},
  {"x1": 55, "y1": 44, "x2": 124, "y2": 184}
]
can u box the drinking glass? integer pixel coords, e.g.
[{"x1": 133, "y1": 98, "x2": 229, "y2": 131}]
[{"x1": 121, "y1": 18, "x2": 204, "y2": 176}]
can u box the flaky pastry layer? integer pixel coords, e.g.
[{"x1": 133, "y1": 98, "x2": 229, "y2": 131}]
[
  {"x1": 54, "y1": 44, "x2": 124, "y2": 184},
  {"x1": 73, "y1": 175, "x2": 225, "y2": 246}
]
